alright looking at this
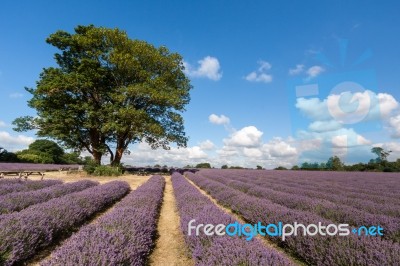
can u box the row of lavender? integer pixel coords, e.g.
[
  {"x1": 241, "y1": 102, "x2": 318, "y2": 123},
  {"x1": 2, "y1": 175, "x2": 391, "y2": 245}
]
[
  {"x1": 43, "y1": 175, "x2": 165, "y2": 265},
  {"x1": 0, "y1": 162, "x2": 80, "y2": 171},
  {"x1": 172, "y1": 172, "x2": 294, "y2": 265},
  {"x1": 0, "y1": 181, "x2": 130, "y2": 265},
  {"x1": 187, "y1": 171, "x2": 400, "y2": 266},
  {"x1": 0, "y1": 179, "x2": 62, "y2": 196},
  {"x1": 0, "y1": 180, "x2": 98, "y2": 214},
  {"x1": 199, "y1": 170, "x2": 400, "y2": 242}
]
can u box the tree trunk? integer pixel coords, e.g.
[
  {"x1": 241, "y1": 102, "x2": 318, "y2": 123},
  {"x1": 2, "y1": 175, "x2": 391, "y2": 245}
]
[
  {"x1": 111, "y1": 147, "x2": 124, "y2": 166},
  {"x1": 92, "y1": 150, "x2": 102, "y2": 165}
]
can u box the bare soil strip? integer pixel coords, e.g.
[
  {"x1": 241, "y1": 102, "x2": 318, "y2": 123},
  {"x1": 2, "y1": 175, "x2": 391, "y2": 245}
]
[
  {"x1": 28, "y1": 173, "x2": 151, "y2": 265},
  {"x1": 184, "y1": 175, "x2": 305, "y2": 266},
  {"x1": 149, "y1": 175, "x2": 194, "y2": 266}
]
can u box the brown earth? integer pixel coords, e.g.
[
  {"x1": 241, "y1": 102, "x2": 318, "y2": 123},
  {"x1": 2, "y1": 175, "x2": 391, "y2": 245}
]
[{"x1": 149, "y1": 175, "x2": 194, "y2": 266}]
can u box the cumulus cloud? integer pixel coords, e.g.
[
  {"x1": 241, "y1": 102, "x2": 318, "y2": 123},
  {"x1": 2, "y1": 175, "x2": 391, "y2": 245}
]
[
  {"x1": 199, "y1": 139, "x2": 215, "y2": 150},
  {"x1": 289, "y1": 64, "x2": 305, "y2": 75},
  {"x1": 306, "y1": 65, "x2": 324, "y2": 79},
  {"x1": 183, "y1": 56, "x2": 222, "y2": 81},
  {"x1": 224, "y1": 126, "x2": 263, "y2": 147},
  {"x1": 9, "y1": 92, "x2": 24, "y2": 98},
  {"x1": 245, "y1": 60, "x2": 273, "y2": 83},
  {"x1": 262, "y1": 138, "x2": 297, "y2": 157},
  {"x1": 377, "y1": 93, "x2": 399, "y2": 118},
  {"x1": 308, "y1": 120, "x2": 342, "y2": 132},
  {"x1": 389, "y1": 114, "x2": 400, "y2": 138},
  {"x1": 296, "y1": 97, "x2": 331, "y2": 121},
  {"x1": 122, "y1": 142, "x2": 209, "y2": 167},
  {"x1": 0, "y1": 131, "x2": 35, "y2": 151},
  {"x1": 296, "y1": 90, "x2": 399, "y2": 124},
  {"x1": 209, "y1": 114, "x2": 230, "y2": 125}
]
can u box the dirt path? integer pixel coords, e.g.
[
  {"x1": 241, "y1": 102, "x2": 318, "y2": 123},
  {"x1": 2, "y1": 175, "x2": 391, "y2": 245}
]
[
  {"x1": 184, "y1": 175, "x2": 305, "y2": 266},
  {"x1": 149, "y1": 175, "x2": 194, "y2": 266}
]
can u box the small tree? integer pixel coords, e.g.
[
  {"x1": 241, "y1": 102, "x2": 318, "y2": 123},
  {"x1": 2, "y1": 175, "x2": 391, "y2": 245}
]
[
  {"x1": 326, "y1": 156, "x2": 344, "y2": 171},
  {"x1": 256, "y1": 165, "x2": 263, "y2": 170},
  {"x1": 16, "y1": 139, "x2": 65, "y2": 164},
  {"x1": 221, "y1": 164, "x2": 228, "y2": 169},
  {"x1": 371, "y1": 147, "x2": 391, "y2": 163},
  {"x1": 195, "y1": 162, "x2": 211, "y2": 168}
]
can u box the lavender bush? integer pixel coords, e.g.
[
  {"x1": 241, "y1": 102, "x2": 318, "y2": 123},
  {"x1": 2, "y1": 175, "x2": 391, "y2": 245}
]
[
  {"x1": 0, "y1": 180, "x2": 98, "y2": 214},
  {"x1": 188, "y1": 171, "x2": 400, "y2": 266},
  {"x1": 0, "y1": 181, "x2": 130, "y2": 265},
  {"x1": 42, "y1": 175, "x2": 165, "y2": 266},
  {"x1": 0, "y1": 179, "x2": 63, "y2": 196},
  {"x1": 172, "y1": 172, "x2": 294, "y2": 266}
]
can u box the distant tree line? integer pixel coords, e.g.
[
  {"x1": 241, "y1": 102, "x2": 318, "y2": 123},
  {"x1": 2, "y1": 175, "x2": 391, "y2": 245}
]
[{"x1": 275, "y1": 147, "x2": 400, "y2": 172}]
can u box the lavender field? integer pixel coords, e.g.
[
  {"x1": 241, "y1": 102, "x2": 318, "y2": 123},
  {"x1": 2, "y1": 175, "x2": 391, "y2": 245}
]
[
  {"x1": 0, "y1": 170, "x2": 398, "y2": 265},
  {"x1": 188, "y1": 169, "x2": 400, "y2": 265}
]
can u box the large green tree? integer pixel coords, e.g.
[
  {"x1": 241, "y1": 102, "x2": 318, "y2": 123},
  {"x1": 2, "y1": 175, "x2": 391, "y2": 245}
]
[{"x1": 13, "y1": 25, "x2": 192, "y2": 165}]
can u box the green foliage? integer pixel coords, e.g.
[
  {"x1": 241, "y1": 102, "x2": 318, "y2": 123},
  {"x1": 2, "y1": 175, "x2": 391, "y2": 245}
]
[
  {"x1": 14, "y1": 139, "x2": 73, "y2": 164},
  {"x1": 13, "y1": 25, "x2": 192, "y2": 166},
  {"x1": 274, "y1": 166, "x2": 287, "y2": 170},
  {"x1": 221, "y1": 164, "x2": 228, "y2": 169},
  {"x1": 92, "y1": 165, "x2": 124, "y2": 176},
  {"x1": 229, "y1": 166, "x2": 244, "y2": 169},
  {"x1": 83, "y1": 158, "x2": 98, "y2": 174},
  {"x1": 326, "y1": 156, "x2": 344, "y2": 171},
  {"x1": 195, "y1": 162, "x2": 211, "y2": 168},
  {"x1": 291, "y1": 165, "x2": 300, "y2": 170},
  {"x1": 371, "y1": 147, "x2": 391, "y2": 163},
  {"x1": 16, "y1": 152, "x2": 54, "y2": 163},
  {"x1": 300, "y1": 162, "x2": 321, "y2": 170},
  {"x1": 256, "y1": 165, "x2": 264, "y2": 170},
  {"x1": 0, "y1": 147, "x2": 18, "y2": 162}
]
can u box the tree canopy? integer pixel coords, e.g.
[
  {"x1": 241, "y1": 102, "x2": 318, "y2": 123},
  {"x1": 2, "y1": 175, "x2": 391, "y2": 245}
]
[{"x1": 13, "y1": 25, "x2": 192, "y2": 165}]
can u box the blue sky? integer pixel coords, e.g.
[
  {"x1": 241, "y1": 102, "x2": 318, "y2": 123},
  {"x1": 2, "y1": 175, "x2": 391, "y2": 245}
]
[{"x1": 1, "y1": 1, "x2": 400, "y2": 168}]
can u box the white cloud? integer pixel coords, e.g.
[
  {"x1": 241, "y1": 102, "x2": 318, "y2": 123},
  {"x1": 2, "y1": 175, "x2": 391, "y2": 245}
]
[
  {"x1": 308, "y1": 120, "x2": 342, "y2": 132},
  {"x1": 243, "y1": 147, "x2": 263, "y2": 158},
  {"x1": 306, "y1": 65, "x2": 324, "y2": 79},
  {"x1": 9, "y1": 92, "x2": 24, "y2": 98},
  {"x1": 183, "y1": 56, "x2": 222, "y2": 81},
  {"x1": 0, "y1": 131, "x2": 35, "y2": 151},
  {"x1": 122, "y1": 142, "x2": 209, "y2": 167},
  {"x1": 224, "y1": 126, "x2": 263, "y2": 147},
  {"x1": 209, "y1": 114, "x2": 230, "y2": 125},
  {"x1": 262, "y1": 138, "x2": 297, "y2": 157},
  {"x1": 327, "y1": 91, "x2": 372, "y2": 124},
  {"x1": 389, "y1": 114, "x2": 400, "y2": 138},
  {"x1": 289, "y1": 64, "x2": 305, "y2": 75},
  {"x1": 296, "y1": 97, "x2": 331, "y2": 121},
  {"x1": 377, "y1": 93, "x2": 399, "y2": 118},
  {"x1": 199, "y1": 139, "x2": 215, "y2": 150},
  {"x1": 296, "y1": 90, "x2": 400, "y2": 124},
  {"x1": 257, "y1": 61, "x2": 272, "y2": 72},
  {"x1": 245, "y1": 60, "x2": 273, "y2": 83}
]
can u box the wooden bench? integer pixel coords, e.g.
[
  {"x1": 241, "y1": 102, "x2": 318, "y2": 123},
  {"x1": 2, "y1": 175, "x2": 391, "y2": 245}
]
[{"x1": 0, "y1": 171, "x2": 45, "y2": 180}]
